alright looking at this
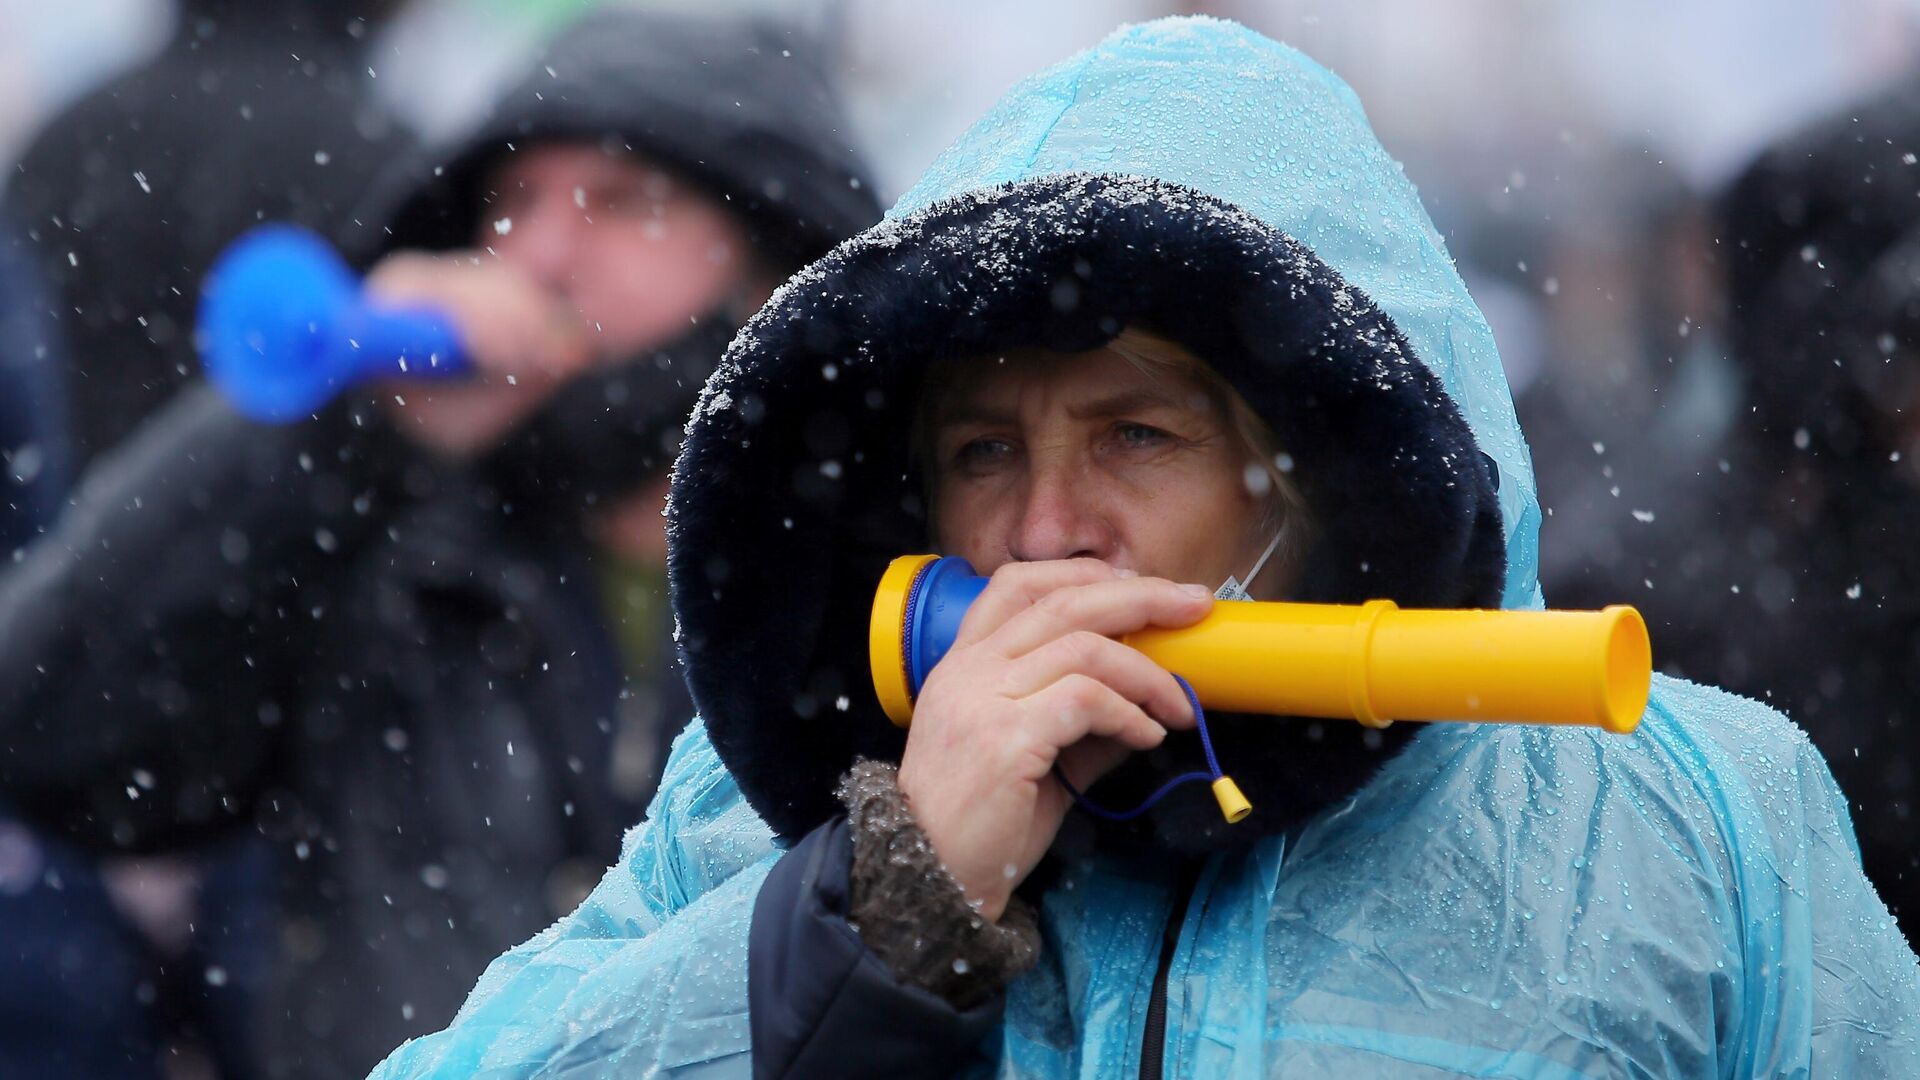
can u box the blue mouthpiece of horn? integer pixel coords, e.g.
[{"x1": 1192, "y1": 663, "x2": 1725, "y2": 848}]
[
  {"x1": 903, "y1": 557, "x2": 991, "y2": 698},
  {"x1": 199, "y1": 224, "x2": 469, "y2": 423}
]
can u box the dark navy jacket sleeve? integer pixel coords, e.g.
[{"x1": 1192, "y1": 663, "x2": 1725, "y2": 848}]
[{"x1": 749, "y1": 816, "x2": 999, "y2": 1079}]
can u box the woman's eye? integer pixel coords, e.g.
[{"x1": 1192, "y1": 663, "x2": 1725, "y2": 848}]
[{"x1": 1113, "y1": 422, "x2": 1172, "y2": 449}]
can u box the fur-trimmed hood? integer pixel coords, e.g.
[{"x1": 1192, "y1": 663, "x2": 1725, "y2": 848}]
[{"x1": 668, "y1": 18, "x2": 1539, "y2": 842}]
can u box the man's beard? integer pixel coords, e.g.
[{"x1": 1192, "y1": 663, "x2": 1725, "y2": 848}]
[
  {"x1": 1048, "y1": 712, "x2": 1423, "y2": 861},
  {"x1": 483, "y1": 312, "x2": 740, "y2": 513}
]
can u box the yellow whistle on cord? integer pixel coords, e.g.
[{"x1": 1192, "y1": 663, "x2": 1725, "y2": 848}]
[{"x1": 871, "y1": 555, "x2": 1652, "y2": 736}]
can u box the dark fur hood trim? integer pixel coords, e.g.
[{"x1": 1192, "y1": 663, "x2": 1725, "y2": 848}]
[{"x1": 669, "y1": 173, "x2": 1505, "y2": 841}]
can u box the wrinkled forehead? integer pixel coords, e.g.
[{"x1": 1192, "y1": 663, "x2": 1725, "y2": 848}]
[{"x1": 923, "y1": 343, "x2": 1220, "y2": 429}]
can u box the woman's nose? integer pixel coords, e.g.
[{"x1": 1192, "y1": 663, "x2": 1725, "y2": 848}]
[{"x1": 1007, "y1": 463, "x2": 1113, "y2": 563}]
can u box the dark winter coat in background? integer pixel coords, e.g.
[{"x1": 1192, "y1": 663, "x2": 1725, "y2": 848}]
[
  {"x1": 1, "y1": 0, "x2": 407, "y2": 469},
  {"x1": 0, "y1": 12, "x2": 879, "y2": 1078},
  {"x1": 1553, "y1": 78, "x2": 1920, "y2": 945}
]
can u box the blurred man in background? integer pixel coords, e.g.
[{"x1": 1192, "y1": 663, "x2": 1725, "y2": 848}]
[{"x1": 0, "y1": 9, "x2": 877, "y2": 1076}]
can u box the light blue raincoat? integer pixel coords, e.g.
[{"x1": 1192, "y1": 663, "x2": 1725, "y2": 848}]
[{"x1": 372, "y1": 17, "x2": 1920, "y2": 1078}]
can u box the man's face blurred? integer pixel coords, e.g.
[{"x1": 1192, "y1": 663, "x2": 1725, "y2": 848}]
[{"x1": 480, "y1": 143, "x2": 752, "y2": 358}]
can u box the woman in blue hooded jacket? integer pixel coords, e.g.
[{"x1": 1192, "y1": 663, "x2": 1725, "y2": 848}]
[{"x1": 371, "y1": 18, "x2": 1920, "y2": 1079}]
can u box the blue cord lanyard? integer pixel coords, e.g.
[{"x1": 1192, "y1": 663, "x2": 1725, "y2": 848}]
[{"x1": 1052, "y1": 674, "x2": 1223, "y2": 822}]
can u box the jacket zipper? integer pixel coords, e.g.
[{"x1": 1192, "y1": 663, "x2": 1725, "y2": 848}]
[{"x1": 1140, "y1": 864, "x2": 1201, "y2": 1080}]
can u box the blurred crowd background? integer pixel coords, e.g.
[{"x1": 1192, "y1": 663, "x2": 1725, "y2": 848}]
[
  {"x1": 12, "y1": 0, "x2": 1918, "y2": 587},
  {"x1": 4, "y1": 1, "x2": 1920, "y2": 1076}
]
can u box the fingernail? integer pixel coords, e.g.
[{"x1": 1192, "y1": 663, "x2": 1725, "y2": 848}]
[
  {"x1": 1180, "y1": 583, "x2": 1212, "y2": 599},
  {"x1": 1114, "y1": 567, "x2": 1138, "y2": 579}
]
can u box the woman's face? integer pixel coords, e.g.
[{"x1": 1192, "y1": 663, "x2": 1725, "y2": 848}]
[{"x1": 926, "y1": 345, "x2": 1280, "y2": 594}]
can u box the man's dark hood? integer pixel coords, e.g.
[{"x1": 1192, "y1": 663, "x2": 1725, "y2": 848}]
[{"x1": 351, "y1": 10, "x2": 878, "y2": 268}]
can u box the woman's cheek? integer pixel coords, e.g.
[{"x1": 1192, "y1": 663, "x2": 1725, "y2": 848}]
[{"x1": 934, "y1": 487, "x2": 995, "y2": 556}]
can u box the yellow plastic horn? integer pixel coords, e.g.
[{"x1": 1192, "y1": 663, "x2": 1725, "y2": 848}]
[
  {"x1": 1123, "y1": 597, "x2": 1650, "y2": 734},
  {"x1": 869, "y1": 555, "x2": 1652, "y2": 735}
]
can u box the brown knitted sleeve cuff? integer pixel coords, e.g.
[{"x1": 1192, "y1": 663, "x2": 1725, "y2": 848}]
[{"x1": 836, "y1": 760, "x2": 1042, "y2": 1010}]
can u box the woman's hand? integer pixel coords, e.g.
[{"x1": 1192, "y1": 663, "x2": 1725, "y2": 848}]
[{"x1": 895, "y1": 559, "x2": 1213, "y2": 921}]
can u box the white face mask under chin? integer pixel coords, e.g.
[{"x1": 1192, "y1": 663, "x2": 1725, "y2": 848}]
[{"x1": 1214, "y1": 530, "x2": 1285, "y2": 602}]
